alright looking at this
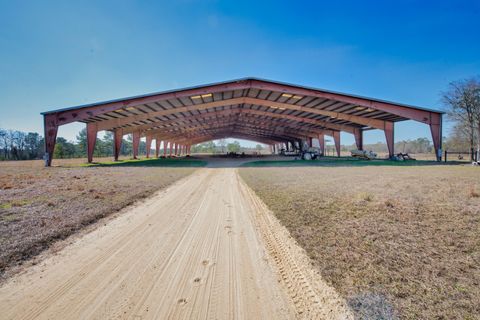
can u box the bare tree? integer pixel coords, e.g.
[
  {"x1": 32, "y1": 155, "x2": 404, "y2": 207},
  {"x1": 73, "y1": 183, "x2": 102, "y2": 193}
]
[{"x1": 442, "y1": 77, "x2": 480, "y2": 159}]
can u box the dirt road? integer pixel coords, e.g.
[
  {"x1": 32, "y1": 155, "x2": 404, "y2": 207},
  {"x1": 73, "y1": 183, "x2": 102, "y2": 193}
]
[{"x1": 0, "y1": 167, "x2": 351, "y2": 319}]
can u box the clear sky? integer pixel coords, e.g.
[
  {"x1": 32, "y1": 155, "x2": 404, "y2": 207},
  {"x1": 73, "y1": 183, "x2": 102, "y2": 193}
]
[{"x1": 1, "y1": 0, "x2": 479, "y2": 146}]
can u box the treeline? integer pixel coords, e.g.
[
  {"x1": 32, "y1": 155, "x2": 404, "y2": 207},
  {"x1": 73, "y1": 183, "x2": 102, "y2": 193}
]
[
  {"x1": 341, "y1": 137, "x2": 435, "y2": 154},
  {"x1": 342, "y1": 136, "x2": 469, "y2": 154},
  {"x1": 0, "y1": 128, "x2": 147, "y2": 160},
  {"x1": 0, "y1": 129, "x2": 44, "y2": 160},
  {"x1": 190, "y1": 140, "x2": 264, "y2": 154},
  {"x1": 0, "y1": 126, "x2": 460, "y2": 162}
]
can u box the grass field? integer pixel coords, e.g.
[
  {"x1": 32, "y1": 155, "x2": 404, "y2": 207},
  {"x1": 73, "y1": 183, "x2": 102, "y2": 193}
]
[
  {"x1": 239, "y1": 164, "x2": 480, "y2": 319},
  {"x1": 241, "y1": 156, "x2": 446, "y2": 167},
  {"x1": 0, "y1": 157, "x2": 205, "y2": 281}
]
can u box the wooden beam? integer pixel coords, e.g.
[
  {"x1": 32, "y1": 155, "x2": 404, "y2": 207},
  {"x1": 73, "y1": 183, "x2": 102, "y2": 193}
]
[
  {"x1": 52, "y1": 81, "x2": 251, "y2": 126},
  {"x1": 250, "y1": 79, "x2": 442, "y2": 125},
  {"x1": 243, "y1": 97, "x2": 388, "y2": 130},
  {"x1": 116, "y1": 100, "x2": 359, "y2": 135},
  {"x1": 151, "y1": 120, "x2": 324, "y2": 142},
  {"x1": 120, "y1": 110, "x2": 328, "y2": 136},
  {"x1": 95, "y1": 97, "x2": 245, "y2": 131}
]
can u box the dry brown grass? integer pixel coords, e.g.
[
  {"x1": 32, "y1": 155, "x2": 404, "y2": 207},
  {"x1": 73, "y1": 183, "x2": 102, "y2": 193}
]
[
  {"x1": 0, "y1": 159, "x2": 197, "y2": 281},
  {"x1": 239, "y1": 165, "x2": 480, "y2": 319}
]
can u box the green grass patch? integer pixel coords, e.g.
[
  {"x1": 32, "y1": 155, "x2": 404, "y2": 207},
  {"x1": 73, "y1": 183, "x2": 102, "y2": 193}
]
[
  {"x1": 0, "y1": 200, "x2": 30, "y2": 210},
  {"x1": 241, "y1": 157, "x2": 443, "y2": 167},
  {"x1": 81, "y1": 157, "x2": 207, "y2": 168},
  {"x1": 0, "y1": 203, "x2": 12, "y2": 210},
  {"x1": 1, "y1": 213, "x2": 22, "y2": 222}
]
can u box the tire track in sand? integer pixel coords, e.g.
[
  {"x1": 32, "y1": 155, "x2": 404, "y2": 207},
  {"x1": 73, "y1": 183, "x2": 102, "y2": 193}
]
[{"x1": 239, "y1": 173, "x2": 354, "y2": 320}]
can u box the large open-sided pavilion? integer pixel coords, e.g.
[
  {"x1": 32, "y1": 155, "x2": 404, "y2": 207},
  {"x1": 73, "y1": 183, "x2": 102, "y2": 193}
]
[{"x1": 42, "y1": 78, "x2": 443, "y2": 165}]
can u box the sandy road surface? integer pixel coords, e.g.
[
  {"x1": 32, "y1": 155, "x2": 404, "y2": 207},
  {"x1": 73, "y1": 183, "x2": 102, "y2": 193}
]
[{"x1": 0, "y1": 167, "x2": 351, "y2": 319}]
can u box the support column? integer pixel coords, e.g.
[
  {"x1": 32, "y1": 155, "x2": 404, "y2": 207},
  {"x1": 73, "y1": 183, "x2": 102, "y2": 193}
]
[
  {"x1": 174, "y1": 143, "x2": 178, "y2": 156},
  {"x1": 164, "y1": 141, "x2": 168, "y2": 157},
  {"x1": 307, "y1": 137, "x2": 313, "y2": 148},
  {"x1": 333, "y1": 131, "x2": 341, "y2": 157},
  {"x1": 155, "y1": 139, "x2": 160, "y2": 158},
  {"x1": 353, "y1": 128, "x2": 363, "y2": 151},
  {"x1": 113, "y1": 128, "x2": 123, "y2": 161},
  {"x1": 318, "y1": 133, "x2": 325, "y2": 155},
  {"x1": 43, "y1": 114, "x2": 58, "y2": 167},
  {"x1": 385, "y1": 122, "x2": 394, "y2": 158},
  {"x1": 429, "y1": 114, "x2": 443, "y2": 161},
  {"x1": 169, "y1": 142, "x2": 173, "y2": 157},
  {"x1": 145, "y1": 135, "x2": 152, "y2": 158},
  {"x1": 132, "y1": 131, "x2": 140, "y2": 159},
  {"x1": 87, "y1": 122, "x2": 98, "y2": 163}
]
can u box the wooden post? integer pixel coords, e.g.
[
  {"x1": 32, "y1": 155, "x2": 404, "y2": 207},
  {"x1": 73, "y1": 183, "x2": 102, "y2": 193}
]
[
  {"x1": 318, "y1": 133, "x2": 325, "y2": 155},
  {"x1": 43, "y1": 114, "x2": 58, "y2": 167},
  {"x1": 333, "y1": 131, "x2": 341, "y2": 157},
  {"x1": 354, "y1": 128, "x2": 363, "y2": 151},
  {"x1": 155, "y1": 139, "x2": 161, "y2": 158},
  {"x1": 429, "y1": 113, "x2": 442, "y2": 161},
  {"x1": 132, "y1": 131, "x2": 140, "y2": 159},
  {"x1": 113, "y1": 128, "x2": 123, "y2": 161},
  {"x1": 385, "y1": 122, "x2": 394, "y2": 159},
  {"x1": 145, "y1": 136, "x2": 152, "y2": 158},
  {"x1": 87, "y1": 122, "x2": 98, "y2": 163}
]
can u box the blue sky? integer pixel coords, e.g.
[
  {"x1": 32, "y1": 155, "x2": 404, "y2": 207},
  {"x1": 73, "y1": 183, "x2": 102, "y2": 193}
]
[{"x1": 0, "y1": 0, "x2": 479, "y2": 146}]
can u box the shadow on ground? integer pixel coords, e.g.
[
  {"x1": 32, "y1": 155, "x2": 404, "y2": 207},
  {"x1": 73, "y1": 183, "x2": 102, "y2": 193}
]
[
  {"x1": 73, "y1": 155, "x2": 465, "y2": 168},
  {"x1": 83, "y1": 157, "x2": 207, "y2": 168},
  {"x1": 348, "y1": 292, "x2": 398, "y2": 320},
  {"x1": 239, "y1": 156, "x2": 465, "y2": 168}
]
